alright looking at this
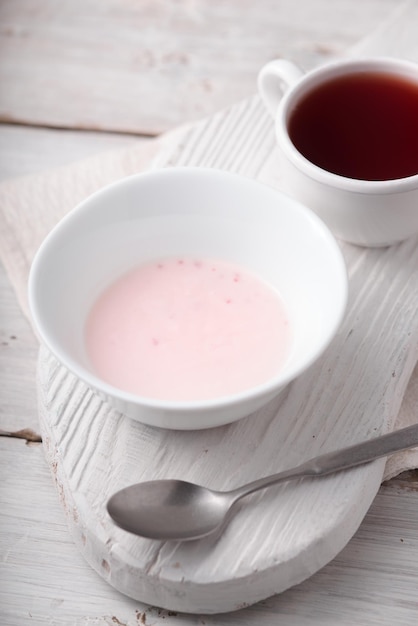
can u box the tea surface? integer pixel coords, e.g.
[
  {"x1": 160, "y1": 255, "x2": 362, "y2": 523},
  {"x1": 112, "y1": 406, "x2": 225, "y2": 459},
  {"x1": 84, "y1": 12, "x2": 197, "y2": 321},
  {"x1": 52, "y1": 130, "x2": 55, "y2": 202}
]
[
  {"x1": 289, "y1": 71, "x2": 418, "y2": 181},
  {"x1": 85, "y1": 257, "x2": 292, "y2": 401}
]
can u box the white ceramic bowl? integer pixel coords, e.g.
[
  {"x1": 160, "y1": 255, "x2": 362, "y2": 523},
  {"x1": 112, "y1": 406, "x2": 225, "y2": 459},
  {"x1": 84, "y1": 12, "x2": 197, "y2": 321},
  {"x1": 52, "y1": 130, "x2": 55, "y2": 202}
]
[{"x1": 29, "y1": 167, "x2": 347, "y2": 430}]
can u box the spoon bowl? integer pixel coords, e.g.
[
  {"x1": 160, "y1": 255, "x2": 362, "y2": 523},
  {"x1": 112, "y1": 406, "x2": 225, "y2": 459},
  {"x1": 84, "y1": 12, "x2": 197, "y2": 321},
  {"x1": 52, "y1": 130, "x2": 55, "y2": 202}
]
[{"x1": 107, "y1": 480, "x2": 233, "y2": 541}]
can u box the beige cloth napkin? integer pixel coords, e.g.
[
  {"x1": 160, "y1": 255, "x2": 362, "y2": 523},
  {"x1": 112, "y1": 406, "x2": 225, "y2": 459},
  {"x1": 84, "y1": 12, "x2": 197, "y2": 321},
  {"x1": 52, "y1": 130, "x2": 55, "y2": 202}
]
[{"x1": 1, "y1": 1, "x2": 418, "y2": 481}]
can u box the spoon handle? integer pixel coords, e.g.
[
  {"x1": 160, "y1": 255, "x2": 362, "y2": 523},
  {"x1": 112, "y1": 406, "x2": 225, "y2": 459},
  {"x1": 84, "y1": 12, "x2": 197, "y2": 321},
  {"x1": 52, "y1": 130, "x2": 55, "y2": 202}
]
[{"x1": 230, "y1": 422, "x2": 418, "y2": 501}]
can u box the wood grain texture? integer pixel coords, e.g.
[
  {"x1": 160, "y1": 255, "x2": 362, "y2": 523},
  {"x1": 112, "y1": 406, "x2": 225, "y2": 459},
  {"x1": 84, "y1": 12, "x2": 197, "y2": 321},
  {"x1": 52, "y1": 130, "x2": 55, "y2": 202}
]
[
  {"x1": 0, "y1": 124, "x2": 142, "y2": 182},
  {"x1": 0, "y1": 262, "x2": 39, "y2": 433},
  {"x1": 37, "y1": 93, "x2": 418, "y2": 614},
  {"x1": 0, "y1": 0, "x2": 399, "y2": 133}
]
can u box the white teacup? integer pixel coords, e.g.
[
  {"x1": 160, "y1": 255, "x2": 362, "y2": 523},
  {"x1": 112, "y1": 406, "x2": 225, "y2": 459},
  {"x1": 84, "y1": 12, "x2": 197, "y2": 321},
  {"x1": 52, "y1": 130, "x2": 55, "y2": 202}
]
[{"x1": 258, "y1": 57, "x2": 418, "y2": 247}]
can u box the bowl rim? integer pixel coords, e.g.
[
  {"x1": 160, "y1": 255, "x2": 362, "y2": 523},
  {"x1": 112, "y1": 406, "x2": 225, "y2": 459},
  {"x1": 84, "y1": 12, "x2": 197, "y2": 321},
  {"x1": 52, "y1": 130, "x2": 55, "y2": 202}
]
[{"x1": 28, "y1": 166, "x2": 348, "y2": 414}]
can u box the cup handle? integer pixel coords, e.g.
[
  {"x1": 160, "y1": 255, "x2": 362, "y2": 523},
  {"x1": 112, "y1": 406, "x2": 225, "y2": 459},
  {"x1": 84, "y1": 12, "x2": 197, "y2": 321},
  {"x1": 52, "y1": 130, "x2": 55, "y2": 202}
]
[{"x1": 258, "y1": 59, "x2": 304, "y2": 117}]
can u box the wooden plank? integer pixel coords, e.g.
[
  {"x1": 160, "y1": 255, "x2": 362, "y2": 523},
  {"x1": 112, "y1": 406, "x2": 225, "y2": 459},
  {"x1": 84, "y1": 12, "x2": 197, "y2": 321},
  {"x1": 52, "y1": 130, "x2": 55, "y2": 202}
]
[
  {"x1": 0, "y1": 124, "x2": 143, "y2": 181},
  {"x1": 0, "y1": 0, "x2": 399, "y2": 134},
  {"x1": 0, "y1": 262, "x2": 39, "y2": 433}
]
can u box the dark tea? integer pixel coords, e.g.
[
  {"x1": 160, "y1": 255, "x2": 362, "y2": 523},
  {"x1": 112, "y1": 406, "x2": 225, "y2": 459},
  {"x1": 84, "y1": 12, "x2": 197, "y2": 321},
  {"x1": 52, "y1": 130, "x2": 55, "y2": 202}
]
[{"x1": 288, "y1": 71, "x2": 418, "y2": 181}]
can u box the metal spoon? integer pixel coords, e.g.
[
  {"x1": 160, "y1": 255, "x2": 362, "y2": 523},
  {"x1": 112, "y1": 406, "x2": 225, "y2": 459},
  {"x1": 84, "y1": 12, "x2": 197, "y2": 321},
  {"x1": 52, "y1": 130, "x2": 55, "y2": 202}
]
[{"x1": 107, "y1": 423, "x2": 418, "y2": 541}]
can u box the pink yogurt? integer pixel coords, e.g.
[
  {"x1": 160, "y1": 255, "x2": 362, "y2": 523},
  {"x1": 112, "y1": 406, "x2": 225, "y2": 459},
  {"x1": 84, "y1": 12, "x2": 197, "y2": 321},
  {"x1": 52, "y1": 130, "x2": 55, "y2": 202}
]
[{"x1": 85, "y1": 257, "x2": 292, "y2": 402}]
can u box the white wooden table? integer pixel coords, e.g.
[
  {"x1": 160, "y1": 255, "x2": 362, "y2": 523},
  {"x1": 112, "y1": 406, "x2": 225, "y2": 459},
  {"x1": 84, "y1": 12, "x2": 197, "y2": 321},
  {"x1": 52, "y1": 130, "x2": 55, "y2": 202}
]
[{"x1": 1, "y1": 2, "x2": 418, "y2": 624}]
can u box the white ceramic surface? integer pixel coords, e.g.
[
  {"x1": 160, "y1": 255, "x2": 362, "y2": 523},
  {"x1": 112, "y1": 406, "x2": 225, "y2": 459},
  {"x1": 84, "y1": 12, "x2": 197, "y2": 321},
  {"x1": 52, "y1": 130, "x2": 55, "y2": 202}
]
[
  {"x1": 28, "y1": 167, "x2": 347, "y2": 429},
  {"x1": 258, "y1": 57, "x2": 418, "y2": 247}
]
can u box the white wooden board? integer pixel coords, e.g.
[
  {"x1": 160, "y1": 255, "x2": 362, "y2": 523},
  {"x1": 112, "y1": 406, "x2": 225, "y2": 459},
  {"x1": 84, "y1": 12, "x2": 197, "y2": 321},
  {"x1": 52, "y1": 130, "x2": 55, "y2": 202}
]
[{"x1": 37, "y1": 94, "x2": 418, "y2": 614}]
